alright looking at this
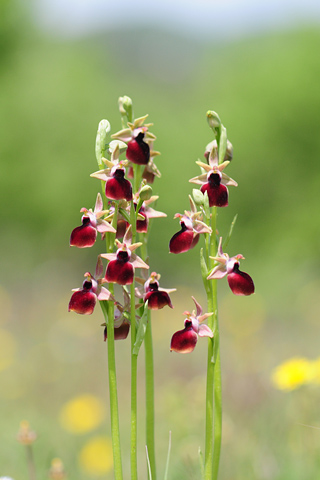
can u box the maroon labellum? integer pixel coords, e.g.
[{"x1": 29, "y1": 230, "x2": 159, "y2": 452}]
[
  {"x1": 200, "y1": 172, "x2": 228, "y2": 207},
  {"x1": 227, "y1": 263, "x2": 255, "y2": 296},
  {"x1": 70, "y1": 217, "x2": 97, "y2": 248},
  {"x1": 105, "y1": 168, "x2": 133, "y2": 201},
  {"x1": 126, "y1": 132, "x2": 150, "y2": 165}
]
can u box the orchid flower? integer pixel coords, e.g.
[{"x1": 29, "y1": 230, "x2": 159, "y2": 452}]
[
  {"x1": 101, "y1": 228, "x2": 149, "y2": 285},
  {"x1": 207, "y1": 237, "x2": 255, "y2": 295},
  {"x1": 70, "y1": 193, "x2": 116, "y2": 248},
  {"x1": 169, "y1": 196, "x2": 212, "y2": 254},
  {"x1": 189, "y1": 142, "x2": 237, "y2": 207},
  {"x1": 170, "y1": 297, "x2": 213, "y2": 353}
]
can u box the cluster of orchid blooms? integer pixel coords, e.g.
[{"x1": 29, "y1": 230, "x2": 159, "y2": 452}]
[
  {"x1": 67, "y1": 98, "x2": 255, "y2": 480},
  {"x1": 68, "y1": 106, "x2": 254, "y2": 354},
  {"x1": 68, "y1": 112, "x2": 176, "y2": 343}
]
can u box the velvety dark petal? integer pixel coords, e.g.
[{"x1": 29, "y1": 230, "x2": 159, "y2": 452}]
[
  {"x1": 145, "y1": 291, "x2": 173, "y2": 310},
  {"x1": 126, "y1": 132, "x2": 150, "y2": 165},
  {"x1": 169, "y1": 225, "x2": 194, "y2": 254},
  {"x1": 116, "y1": 219, "x2": 127, "y2": 239},
  {"x1": 142, "y1": 166, "x2": 155, "y2": 184},
  {"x1": 104, "y1": 321, "x2": 130, "y2": 341},
  {"x1": 136, "y1": 211, "x2": 148, "y2": 233},
  {"x1": 227, "y1": 264, "x2": 255, "y2": 296},
  {"x1": 105, "y1": 170, "x2": 132, "y2": 201},
  {"x1": 201, "y1": 182, "x2": 228, "y2": 208},
  {"x1": 170, "y1": 326, "x2": 198, "y2": 353},
  {"x1": 68, "y1": 290, "x2": 97, "y2": 314},
  {"x1": 70, "y1": 222, "x2": 97, "y2": 248},
  {"x1": 105, "y1": 260, "x2": 134, "y2": 285}
]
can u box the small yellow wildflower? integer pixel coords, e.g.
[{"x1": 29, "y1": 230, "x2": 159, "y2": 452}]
[
  {"x1": 78, "y1": 436, "x2": 113, "y2": 475},
  {"x1": 271, "y1": 357, "x2": 314, "y2": 391},
  {"x1": 59, "y1": 394, "x2": 105, "y2": 434}
]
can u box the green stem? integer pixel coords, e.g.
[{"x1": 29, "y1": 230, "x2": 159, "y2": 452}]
[
  {"x1": 130, "y1": 198, "x2": 138, "y2": 480},
  {"x1": 204, "y1": 206, "x2": 222, "y2": 480},
  {"x1": 26, "y1": 445, "x2": 36, "y2": 480},
  {"x1": 101, "y1": 299, "x2": 123, "y2": 480},
  {"x1": 145, "y1": 311, "x2": 156, "y2": 480},
  {"x1": 140, "y1": 232, "x2": 156, "y2": 480}
]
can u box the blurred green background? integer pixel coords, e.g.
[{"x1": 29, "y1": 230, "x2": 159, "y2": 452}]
[{"x1": 1, "y1": 0, "x2": 320, "y2": 478}]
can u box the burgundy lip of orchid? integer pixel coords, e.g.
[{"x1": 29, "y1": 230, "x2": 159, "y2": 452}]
[
  {"x1": 101, "y1": 230, "x2": 149, "y2": 286},
  {"x1": 70, "y1": 193, "x2": 116, "y2": 248},
  {"x1": 169, "y1": 196, "x2": 212, "y2": 254},
  {"x1": 126, "y1": 130, "x2": 150, "y2": 165},
  {"x1": 68, "y1": 271, "x2": 114, "y2": 315},
  {"x1": 170, "y1": 297, "x2": 213, "y2": 354},
  {"x1": 207, "y1": 237, "x2": 255, "y2": 296},
  {"x1": 143, "y1": 272, "x2": 176, "y2": 310}
]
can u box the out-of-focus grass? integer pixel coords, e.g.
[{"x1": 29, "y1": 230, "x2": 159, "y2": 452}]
[{"x1": 1, "y1": 3, "x2": 320, "y2": 478}]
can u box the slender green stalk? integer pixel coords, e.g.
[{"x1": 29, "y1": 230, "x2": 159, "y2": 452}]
[
  {"x1": 102, "y1": 201, "x2": 123, "y2": 480},
  {"x1": 101, "y1": 299, "x2": 123, "y2": 480},
  {"x1": 130, "y1": 280, "x2": 138, "y2": 480},
  {"x1": 130, "y1": 196, "x2": 138, "y2": 480},
  {"x1": 145, "y1": 311, "x2": 156, "y2": 480},
  {"x1": 139, "y1": 231, "x2": 156, "y2": 480}
]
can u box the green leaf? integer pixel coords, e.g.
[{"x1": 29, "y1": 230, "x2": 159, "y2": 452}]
[
  {"x1": 223, "y1": 214, "x2": 238, "y2": 250},
  {"x1": 218, "y1": 124, "x2": 227, "y2": 164},
  {"x1": 133, "y1": 302, "x2": 149, "y2": 356},
  {"x1": 198, "y1": 447, "x2": 205, "y2": 480},
  {"x1": 163, "y1": 431, "x2": 172, "y2": 480},
  {"x1": 119, "y1": 207, "x2": 131, "y2": 224}
]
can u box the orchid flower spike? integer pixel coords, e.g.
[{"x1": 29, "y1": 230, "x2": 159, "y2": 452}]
[
  {"x1": 101, "y1": 227, "x2": 149, "y2": 285},
  {"x1": 143, "y1": 272, "x2": 176, "y2": 310},
  {"x1": 169, "y1": 195, "x2": 212, "y2": 254},
  {"x1": 70, "y1": 193, "x2": 116, "y2": 248},
  {"x1": 189, "y1": 143, "x2": 237, "y2": 207},
  {"x1": 170, "y1": 297, "x2": 213, "y2": 353},
  {"x1": 111, "y1": 115, "x2": 156, "y2": 165},
  {"x1": 207, "y1": 237, "x2": 255, "y2": 296},
  {"x1": 68, "y1": 264, "x2": 114, "y2": 315}
]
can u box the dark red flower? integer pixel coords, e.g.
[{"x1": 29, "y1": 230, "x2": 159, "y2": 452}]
[
  {"x1": 207, "y1": 237, "x2": 255, "y2": 296},
  {"x1": 227, "y1": 263, "x2": 255, "y2": 296},
  {"x1": 143, "y1": 272, "x2": 176, "y2": 310},
  {"x1": 169, "y1": 197, "x2": 211, "y2": 254},
  {"x1": 170, "y1": 297, "x2": 213, "y2": 354},
  {"x1": 126, "y1": 131, "x2": 150, "y2": 165},
  {"x1": 200, "y1": 171, "x2": 229, "y2": 207},
  {"x1": 101, "y1": 234, "x2": 149, "y2": 286},
  {"x1": 68, "y1": 272, "x2": 113, "y2": 315},
  {"x1": 105, "y1": 166, "x2": 132, "y2": 201},
  {"x1": 70, "y1": 194, "x2": 116, "y2": 248}
]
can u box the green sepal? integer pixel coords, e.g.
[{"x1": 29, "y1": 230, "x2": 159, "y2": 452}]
[
  {"x1": 200, "y1": 248, "x2": 210, "y2": 295},
  {"x1": 203, "y1": 191, "x2": 210, "y2": 218},
  {"x1": 218, "y1": 124, "x2": 227, "y2": 165},
  {"x1": 192, "y1": 188, "x2": 204, "y2": 206},
  {"x1": 119, "y1": 207, "x2": 131, "y2": 224},
  {"x1": 223, "y1": 214, "x2": 238, "y2": 250},
  {"x1": 95, "y1": 119, "x2": 111, "y2": 166},
  {"x1": 133, "y1": 302, "x2": 149, "y2": 356}
]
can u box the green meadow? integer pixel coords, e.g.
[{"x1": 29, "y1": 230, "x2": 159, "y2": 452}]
[{"x1": 1, "y1": 2, "x2": 320, "y2": 478}]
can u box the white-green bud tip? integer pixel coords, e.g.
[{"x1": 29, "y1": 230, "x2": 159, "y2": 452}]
[
  {"x1": 139, "y1": 185, "x2": 153, "y2": 201},
  {"x1": 206, "y1": 111, "x2": 221, "y2": 129}
]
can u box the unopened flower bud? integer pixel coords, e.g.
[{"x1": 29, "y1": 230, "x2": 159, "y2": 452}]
[
  {"x1": 139, "y1": 185, "x2": 153, "y2": 201},
  {"x1": 207, "y1": 111, "x2": 221, "y2": 129},
  {"x1": 119, "y1": 96, "x2": 133, "y2": 123},
  {"x1": 95, "y1": 120, "x2": 111, "y2": 164}
]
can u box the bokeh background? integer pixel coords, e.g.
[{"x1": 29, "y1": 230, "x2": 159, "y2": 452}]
[{"x1": 1, "y1": 0, "x2": 320, "y2": 478}]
